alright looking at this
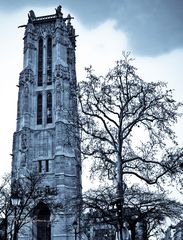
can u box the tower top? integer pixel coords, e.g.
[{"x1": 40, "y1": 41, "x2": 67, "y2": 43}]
[
  {"x1": 27, "y1": 5, "x2": 74, "y2": 24},
  {"x1": 18, "y1": 5, "x2": 77, "y2": 49}
]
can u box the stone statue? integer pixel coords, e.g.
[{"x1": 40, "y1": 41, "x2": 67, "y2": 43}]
[
  {"x1": 21, "y1": 132, "x2": 28, "y2": 151},
  {"x1": 28, "y1": 10, "x2": 36, "y2": 22},
  {"x1": 55, "y1": 5, "x2": 63, "y2": 17},
  {"x1": 20, "y1": 128, "x2": 29, "y2": 166},
  {"x1": 24, "y1": 83, "x2": 29, "y2": 96}
]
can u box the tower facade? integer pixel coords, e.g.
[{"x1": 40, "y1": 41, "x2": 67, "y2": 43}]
[{"x1": 11, "y1": 6, "x2": 81, "y2": 240}]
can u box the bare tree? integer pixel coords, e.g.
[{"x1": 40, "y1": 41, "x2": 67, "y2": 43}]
[
  {"x1": 81, "y1": 186, "x2": 183, "y2": 240},
  {"x1": 78, "y1": 52, "x2": 183, "y2": 239},
  {"x1": 124, "y1": 187, "x2": 183, "y2": 239},
  {"x1": 0, "y1": 174, "x2": 11, "y2": 240},
  {"x1": 0, "y1": 172, "x2": 51, "y2": 239},
  {"x1": 10, "y1": 172, "x2": 45, "y2": 240}
]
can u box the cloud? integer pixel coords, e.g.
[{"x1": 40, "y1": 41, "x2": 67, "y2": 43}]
[
  {"x1": 75, "y1": 19, "x2": 128, "y2": 80},
  {"x1": 136, "y1": 49, "x2": 183, "y2": 100},
  {"x1": 0, "y1": 5, "x2": 183, "y2": 179},
  {"x1": 0, "y1": 10, "x2": 25, "y2": 175},
  {"x1": 0, "y1": 0, "x2": 183, "y2": 56},
  {"x1": 136, "y1": 49, "x2": 183, "y2": 144}
]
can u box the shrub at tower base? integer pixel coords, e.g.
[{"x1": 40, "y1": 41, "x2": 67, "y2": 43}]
[
  {"x1": 78, "y1": 52, "x2": 183, "y2": 240},
  {"x1": 0, "y1": 172, "x2": 63, "y2": 240},
  {"x1": 81, "y1": 186, "x2": 183, "y2": 239}
]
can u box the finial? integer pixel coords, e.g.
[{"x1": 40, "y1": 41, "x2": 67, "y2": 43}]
[
  {"x1": 67, "y1": 14, "x2": 72, "y2": 24},
  {"x1": 65, "y1": 14, "x2": 74, "y2": 25}
]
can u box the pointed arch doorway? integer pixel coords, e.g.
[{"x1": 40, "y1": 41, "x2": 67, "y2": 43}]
[{"x1": 33, "y1": 202, "x2": 51, "y2": 240}]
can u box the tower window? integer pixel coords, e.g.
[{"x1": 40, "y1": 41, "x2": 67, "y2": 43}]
[
  {"x1": 47, "y1": 92, "x2": 52, "y2": 123},
  {"x1": 38, "y1": 161, "x2": 42, "y2": 173},
  {"x1": 47, "y1": 37, "x2": 52, "y2": 85},
  {"x1": 38, "y1": 38, "x2": 43, "y2": 86},
  {"x1": 46, "y1": 160, "x2": 49, "y2": 172},
  {"x1": 37, "y1": 94, "x2": 42, "y2": 125}
]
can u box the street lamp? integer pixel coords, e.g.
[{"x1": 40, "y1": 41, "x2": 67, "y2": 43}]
[
  {"x1": 73, "y1": 220, "x2": 77, "y2": 240},
  {"x1": 11, "y1": 192, "x2": 21, "y2": 240}
]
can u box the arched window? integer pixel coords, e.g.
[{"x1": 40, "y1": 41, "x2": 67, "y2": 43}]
[
  {"x1": 38, "y1": 38, "x2": 43, "y2": 86},
  {"x1": 47, "y1": 37, "x2": 52, "y2": 85},
  {"x1": 47, "y1": 92, "x2": 52, "y2": 123},
  {"x1": 37, "y1": 94, "x2": 42, "y2": 125},
  {"x1": 33, "y1": 203, "x2": 51, "y2": 240}
]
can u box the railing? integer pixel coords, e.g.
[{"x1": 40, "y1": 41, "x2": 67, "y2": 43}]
[{"x1": 33, "y1": 14, "x2": 57, "y2": 23}]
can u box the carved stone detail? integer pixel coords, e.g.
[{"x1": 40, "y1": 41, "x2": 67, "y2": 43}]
[
  {"x1": 24, "y1": 42, "x2": 36, "y2": 53},
  {"x1": 34, "y1": 130, "x2": 53, "y2": 158},
  {"x1": 54, "y1": 35, "x2": 69, "y2": 47},
  {"x1": 54, "y1": 64, "x2": 69, "y2": 80},
  {"x1": 55, "y1": 18, "x2": 65, "y2": 31},
  {"x1": 35, "y1": 23, "x2": 55, "y2": 37},
  {"x1": 25, "y1": 22, "x2": 35, "y2": 35},
  {"x1": 21, "y1": 127, "x2": 29, "y2": 151},
  {"x1": 19, "y1": 68, "x2": 34, "y2": 86}
]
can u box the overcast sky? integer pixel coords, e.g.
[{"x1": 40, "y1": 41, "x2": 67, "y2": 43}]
[{"x1": 0, "y1": 1, "x2": 183, "y2": 192}]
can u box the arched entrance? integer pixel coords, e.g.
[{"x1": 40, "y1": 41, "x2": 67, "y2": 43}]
[{"x1": 33, "y1": 202, "x2": 51, "y2": 240}]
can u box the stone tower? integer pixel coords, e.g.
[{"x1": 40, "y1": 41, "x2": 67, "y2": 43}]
[{"x1": 11, "y1": 6, "x2": 81, "y2": 240}]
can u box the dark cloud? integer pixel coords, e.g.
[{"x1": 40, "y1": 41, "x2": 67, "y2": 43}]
[{"x1": 1, "y1": 0, "x2": 183, "y2": 56}]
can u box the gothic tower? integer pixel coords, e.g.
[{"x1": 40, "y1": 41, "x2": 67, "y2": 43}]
[{"x1": 11, "y1": 6, "x2": 81, "y2": 239}]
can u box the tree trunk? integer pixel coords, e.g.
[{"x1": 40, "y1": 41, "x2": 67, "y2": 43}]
[
  {"x1": 130, "y1": 223, "x2": 136, "y2": 240},
  {"x1": 116, "y1": 153, "x2": 124, "y2": 240}
]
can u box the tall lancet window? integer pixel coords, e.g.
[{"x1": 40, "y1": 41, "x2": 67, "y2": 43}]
[
  {"x1": 47, "y1": 37, "x2": 52, "y2": 85},
  {"x1": 37, "y1": 94, "x2": 42, "y2": 125},
  {"x1": 38, "y1": 38, "x2": 43, "y2": 86},
  {"x1": 47, "y1": 92, "x2": 52, "y2": 123}
]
